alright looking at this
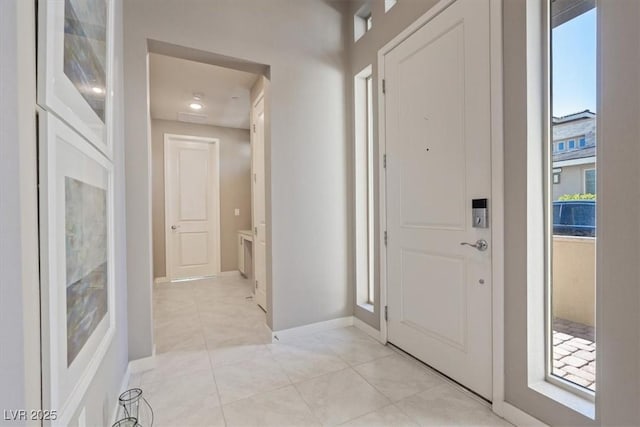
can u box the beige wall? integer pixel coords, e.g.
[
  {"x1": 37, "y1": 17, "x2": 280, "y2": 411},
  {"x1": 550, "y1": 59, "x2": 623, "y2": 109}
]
[
  {"x1": 552, "y1": 237, "x2": 596, "y2": 326},
  {"x1": 10, "y1": 0, "x2": 131, "y2": 424},
  {"x1": 552, "y1": 162, "x2": 595, "y2": 200},
  {"x1": 151, "y1": 119, "x2": 252, "y2": 276}
]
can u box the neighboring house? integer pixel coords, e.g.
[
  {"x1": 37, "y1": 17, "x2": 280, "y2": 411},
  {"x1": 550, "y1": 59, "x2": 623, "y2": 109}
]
[{"x1": 552, "y1": 110, "x2": 596, "y2": 200}]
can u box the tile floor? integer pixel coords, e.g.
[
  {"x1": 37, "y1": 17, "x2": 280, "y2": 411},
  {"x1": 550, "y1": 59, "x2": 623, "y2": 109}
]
[{"x1": 128, "y1": 275, "x2": 512, "y2": 427}]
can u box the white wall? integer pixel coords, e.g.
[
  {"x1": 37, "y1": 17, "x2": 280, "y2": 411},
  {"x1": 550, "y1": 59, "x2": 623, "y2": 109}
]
[
  {"x1": 124, "y1": 0, "x2": 351, "y2": 347},
  {"x1": 0, "y1": 1, "x2": 40, "y2": 422},
  {"x1": 1, "y1": 0, "x2": 129, "y2": 425}
]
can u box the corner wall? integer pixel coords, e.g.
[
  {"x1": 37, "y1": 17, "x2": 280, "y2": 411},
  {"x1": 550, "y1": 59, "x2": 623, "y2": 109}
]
[
  {"x1": 151, "y1": 119, "x2": 252, "y2": 277},
  {"x1": 0, "y1": 1, "x2": 40, "y2": 422},
  {"x1": 1, "y1": 0, "x2": 130, "y2": 425}
]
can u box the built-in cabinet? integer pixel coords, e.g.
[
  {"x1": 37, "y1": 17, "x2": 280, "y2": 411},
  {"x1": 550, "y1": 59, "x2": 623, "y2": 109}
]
[{"x1": 238, "y1": 230, "x2": 253, "y2": 278}]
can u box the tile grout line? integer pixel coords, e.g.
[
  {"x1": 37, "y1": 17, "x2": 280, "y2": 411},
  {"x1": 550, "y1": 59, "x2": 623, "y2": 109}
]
[{"x1": 196, "y1": 283, "x2": 229, "y2": 427}]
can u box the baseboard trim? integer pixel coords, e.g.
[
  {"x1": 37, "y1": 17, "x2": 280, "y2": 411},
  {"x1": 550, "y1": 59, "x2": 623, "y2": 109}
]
[
  {"x1": 217, "y1": 270, "x2": 240, "y2": 277},
  {"x1": 271, "y1": 316, "x2": 385, "y2": 344},
  {"x1": 128, "y1": 353, "x2": 157, "y2": 374},
  {"x1": 153, "y1": 276, "x2": 168, "y2": 284},
  {"x1": 352, "y1": 316, "x2": 384, "y2": 343},
  {"x1": 272, "y1": 316, "x2": 354, "y2": 342},
  {"x1": 495, "y1": 401, "x2": 548, "y2": 427}
]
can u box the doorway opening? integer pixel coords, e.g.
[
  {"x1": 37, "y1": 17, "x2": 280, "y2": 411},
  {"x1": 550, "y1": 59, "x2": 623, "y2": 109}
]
[{"x1": 146, "y1": 46, "x2": 271, "y2": 356}]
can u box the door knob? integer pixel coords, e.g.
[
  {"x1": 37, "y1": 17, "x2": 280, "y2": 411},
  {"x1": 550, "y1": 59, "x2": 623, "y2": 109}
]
[
  {"x1": 460, "y1": 239, "x2": 488, "y2": 251},
  {"x1": 171, "y1": 225, "x2": 178, "y2": 230}
]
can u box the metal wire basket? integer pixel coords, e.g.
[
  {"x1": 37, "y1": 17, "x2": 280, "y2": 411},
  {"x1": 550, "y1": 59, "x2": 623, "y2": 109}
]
[{"x1": 114, "y1": 388, "x2": 154, "y2": 427}]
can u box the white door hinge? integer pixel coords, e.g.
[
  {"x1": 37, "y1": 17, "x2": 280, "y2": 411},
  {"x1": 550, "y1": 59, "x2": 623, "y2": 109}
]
[
  {"x1": 383, "y1": 154, "x2": 387, "y2": 169},
  {"x1": 382, "y1": 79, "x2": 386, "y2": 94},
  {"x1": 384, "y1": 305, "x2": 388, "y2": 321},
  {"x1": 384, "y1": 231, "x2": 388, "y2": 246}
]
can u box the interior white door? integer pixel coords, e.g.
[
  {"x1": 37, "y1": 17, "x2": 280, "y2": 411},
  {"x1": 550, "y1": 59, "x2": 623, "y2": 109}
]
[
  {"x1": 252, "y1": 96, "x2": 267, "y2": 310},
  {"x1": 165, "y1": 134, "x2": 220, "y2": 280},
  {"x1": 384, "y1": 0, "x2": 493, "y2": 399}
]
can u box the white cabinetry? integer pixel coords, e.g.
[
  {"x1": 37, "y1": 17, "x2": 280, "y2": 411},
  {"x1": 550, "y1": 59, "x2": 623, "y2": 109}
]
[{"x1": 238, "y1": 230, "x2": 253, "y2": 278}]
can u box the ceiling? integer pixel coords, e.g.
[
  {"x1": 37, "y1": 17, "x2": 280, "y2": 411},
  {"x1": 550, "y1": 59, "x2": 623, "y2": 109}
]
[{"x1": 149, "y1": 53, "x2": 258, "y2": 130}]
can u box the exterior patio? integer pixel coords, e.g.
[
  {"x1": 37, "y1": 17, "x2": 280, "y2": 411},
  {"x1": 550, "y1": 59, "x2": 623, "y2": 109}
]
[{"x1": 552, "y1": 318, "x2": 596, "y2": 391}]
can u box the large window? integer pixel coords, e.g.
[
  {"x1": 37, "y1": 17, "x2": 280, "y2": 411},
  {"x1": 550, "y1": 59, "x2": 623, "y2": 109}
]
[{"x1": 548, "y1": 1, "x2": 597, "y2": 395}]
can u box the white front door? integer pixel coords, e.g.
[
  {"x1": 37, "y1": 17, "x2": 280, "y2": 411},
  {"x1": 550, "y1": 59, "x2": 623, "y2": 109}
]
[
  {"x1": 252, "y1": 95, "x2": 267, "y2": 310},
  {"x1": 165, "y1": 134, "x2": 221, "y2": 280},
  {"x1": 384, "y1": 0, "x2": 493, "y2": 399}
]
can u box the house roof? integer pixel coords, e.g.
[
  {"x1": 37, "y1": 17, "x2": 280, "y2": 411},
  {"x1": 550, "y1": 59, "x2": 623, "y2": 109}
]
[
  {"x1": 552, "y1": 110, "x2": 596, "y2": 147},
  {"x1": 552, "y1": 110, "x2": 596, "y2": 124},
  {"x1": 553, "y1": 146, "x2": 596, "y2": 162}
]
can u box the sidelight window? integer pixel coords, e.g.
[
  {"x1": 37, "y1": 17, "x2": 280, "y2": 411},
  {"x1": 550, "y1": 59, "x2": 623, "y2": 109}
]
[
  {"x1": 547, "y1": 0, "x2": 597, "y2": 395},
  {"x1": 355, "y1": 66, "x2": 375, "y2": 308}
]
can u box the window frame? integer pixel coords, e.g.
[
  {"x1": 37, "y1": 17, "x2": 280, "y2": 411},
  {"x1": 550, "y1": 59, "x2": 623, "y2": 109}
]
[
  {"x1": 584, "y1": 168, "x2": 596, "y2": 194},
  {"x1": 354, "y1": 65, "x2": 375, "y2": 311},
  {"x1": 543, "y1": 0, "x2": 596, "y2": 403}
]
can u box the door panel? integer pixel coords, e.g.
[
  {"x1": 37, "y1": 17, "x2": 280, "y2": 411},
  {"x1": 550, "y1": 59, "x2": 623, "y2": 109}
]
[
  {"x1": 165, "y1": 136, "x2": 220, "y2": 279},
  {"x1": 398, "y1": 24, "x2": 466, "y2": 230},
  {"x1": 178, "y1": 232, "x2": 209, "y2": 266},
  {"x1": 252, "y1": 96, "x2": 267, "y2": 310},
  {"x1": 400, "y1": 249, "x2": 466, "y2": 349},
  {"x1": 385, "y1": 0, "x2": 492, "y2": 399},
  {"x1": 178, "y1": 150, "x2": 208, "y2": 220}
]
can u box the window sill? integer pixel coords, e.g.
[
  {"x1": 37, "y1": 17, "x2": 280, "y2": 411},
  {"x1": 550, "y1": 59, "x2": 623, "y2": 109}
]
[
  {"x1": 357, "y1": 302, "x2": 375, "y2": 314},
  {"x1": 529, "y1": 380, "x2": 595, "y2": 419}
]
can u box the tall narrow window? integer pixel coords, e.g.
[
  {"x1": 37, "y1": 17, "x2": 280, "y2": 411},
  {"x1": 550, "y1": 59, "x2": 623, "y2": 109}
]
[
  {"x1": 548, "y1": 1, "x2": 597, "y2": 394},
  {"x1": 355, "y1": 66, "x2": 375, "y2": 309},
  {"x1": 365, "y1": 75, "x2": 374, "y2": 304}
]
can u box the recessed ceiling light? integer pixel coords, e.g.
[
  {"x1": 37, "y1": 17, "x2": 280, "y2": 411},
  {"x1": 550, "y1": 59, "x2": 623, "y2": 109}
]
[
  {"x1": 92, "y1": 86, "x2": 105, "y2": 94},
  {"x1": 189, "y1": 102, "x2": 203, "y2": 110}
]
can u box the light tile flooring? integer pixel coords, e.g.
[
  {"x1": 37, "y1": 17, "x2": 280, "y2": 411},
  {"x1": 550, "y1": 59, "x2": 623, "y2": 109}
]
[{"x1": 129, "y1": 275, "x2": 511, "y2": 427}]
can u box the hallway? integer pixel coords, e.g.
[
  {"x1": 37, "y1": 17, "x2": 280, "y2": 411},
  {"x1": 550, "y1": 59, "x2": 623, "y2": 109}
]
[{"x1": 129, "y1": 276, "x2": 511, "y2": 426}]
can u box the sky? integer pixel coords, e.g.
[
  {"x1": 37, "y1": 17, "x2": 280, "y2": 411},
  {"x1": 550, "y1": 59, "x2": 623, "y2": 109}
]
[{"x1": 552, "y1": 8, "x2": 597, "y2": 117}]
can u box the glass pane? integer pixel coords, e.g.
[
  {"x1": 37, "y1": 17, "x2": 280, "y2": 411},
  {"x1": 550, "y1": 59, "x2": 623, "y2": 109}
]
[
  {"x1": 585, "y1": 169, "x2": 596, "y2": 194},
  {"x1": 550, "y1": 1, "x2": 597, "y2": 392},
  {"x1": 366, "y1": 75, "x2": 374, "y2": 304}
]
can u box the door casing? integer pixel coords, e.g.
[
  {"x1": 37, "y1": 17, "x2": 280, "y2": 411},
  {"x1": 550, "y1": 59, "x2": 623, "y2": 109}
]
[
  {"x1": 164, "y1": 133, "x2": 221, "y2": 280},
  {"x1": 251, "y1": 92, "x2": 267, "y2": 310}
]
